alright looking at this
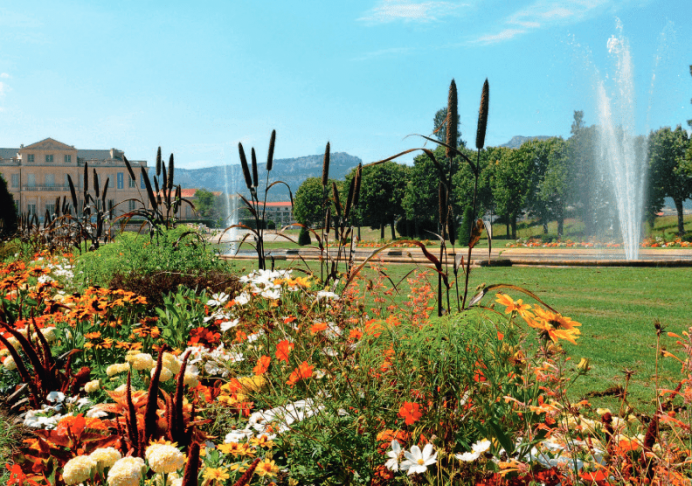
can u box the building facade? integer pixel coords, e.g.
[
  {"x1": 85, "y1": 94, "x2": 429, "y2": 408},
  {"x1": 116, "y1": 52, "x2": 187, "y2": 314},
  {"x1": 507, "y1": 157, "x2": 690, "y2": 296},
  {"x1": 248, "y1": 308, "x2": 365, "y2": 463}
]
[{"x1": 0, "y1": 138, "x2": 149, "y2": 218}]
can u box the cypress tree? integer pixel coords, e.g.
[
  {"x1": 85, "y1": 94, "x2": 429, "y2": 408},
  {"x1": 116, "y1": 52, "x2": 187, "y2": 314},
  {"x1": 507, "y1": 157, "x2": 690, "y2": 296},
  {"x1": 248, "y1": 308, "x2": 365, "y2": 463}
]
[
  {"x1": 457, "y1": 206, "x2": 474, "y2": 247},
  {"x1": 298, "y1": 227, "x2": 311, "y2": 246},
  {"x1": 0, "y1": 175, "x2": 17, "y2": 237}
]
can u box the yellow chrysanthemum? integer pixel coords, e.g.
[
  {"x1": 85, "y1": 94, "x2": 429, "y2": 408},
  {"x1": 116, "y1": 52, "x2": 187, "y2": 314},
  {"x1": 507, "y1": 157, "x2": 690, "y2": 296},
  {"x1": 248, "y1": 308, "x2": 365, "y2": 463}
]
[{"x1": 63, "y1": 455, "x2": 97, "y2": 485}]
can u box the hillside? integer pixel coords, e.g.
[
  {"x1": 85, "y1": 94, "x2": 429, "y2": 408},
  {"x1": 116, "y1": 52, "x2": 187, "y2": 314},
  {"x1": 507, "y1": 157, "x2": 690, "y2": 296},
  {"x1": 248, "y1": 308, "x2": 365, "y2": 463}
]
[{"x1": 174, "y1": 152, "x2": 362, "y2": 201}]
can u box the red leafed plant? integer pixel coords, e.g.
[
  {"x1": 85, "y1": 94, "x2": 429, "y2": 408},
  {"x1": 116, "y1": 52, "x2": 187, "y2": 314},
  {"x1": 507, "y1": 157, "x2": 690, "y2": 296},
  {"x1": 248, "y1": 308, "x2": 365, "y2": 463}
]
[
  {"x1": 0, "y1": 319, "x2": 90, "y2": 408},
  {"x1": 12, "y1": 414, "x2": 119, "y2": 485},
  {"x1": 96, "y1": 349, "x2": 205, "y2": 457}
]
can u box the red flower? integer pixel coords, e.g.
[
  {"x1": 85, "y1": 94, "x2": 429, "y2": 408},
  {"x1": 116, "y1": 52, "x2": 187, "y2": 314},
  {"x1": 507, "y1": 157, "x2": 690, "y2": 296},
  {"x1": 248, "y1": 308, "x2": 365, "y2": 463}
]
[
  {"x1": 287, "y1": 361, "x2": 314, "y2": 387},
  {"x1": 275, "y1": 340, "x2": 294, "y2": 363},
  {"x1": 253, "y1": 355, "x2": 271, "y2": 376},
  {"x1": 398, "y1": 402, "x2": 423, "y2": 426},
  {"x1": 310, "y1": 322, "x2": 328, "y2": 335}
]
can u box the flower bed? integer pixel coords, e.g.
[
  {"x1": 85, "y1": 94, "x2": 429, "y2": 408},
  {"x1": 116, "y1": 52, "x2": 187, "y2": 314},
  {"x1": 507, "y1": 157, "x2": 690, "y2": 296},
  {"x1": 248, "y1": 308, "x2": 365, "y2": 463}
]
[
  {"x1": 506, "y1": 237, "x2": 692, "y2": 249},
  {"x1": 1, "y1": 252, "x2": 690, "y2": 485}
]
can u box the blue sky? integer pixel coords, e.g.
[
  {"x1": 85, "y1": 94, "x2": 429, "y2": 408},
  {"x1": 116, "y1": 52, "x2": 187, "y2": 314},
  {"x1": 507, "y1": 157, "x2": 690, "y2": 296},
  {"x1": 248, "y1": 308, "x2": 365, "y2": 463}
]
[{"x1": 0, "y1": 0, "x2": 689, "y2": 169}]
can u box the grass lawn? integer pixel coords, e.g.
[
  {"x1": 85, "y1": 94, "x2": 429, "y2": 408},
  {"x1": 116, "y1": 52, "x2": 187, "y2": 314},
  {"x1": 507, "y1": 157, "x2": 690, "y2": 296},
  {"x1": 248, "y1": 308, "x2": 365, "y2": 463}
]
[{"x1": 228, "y1": 257, "x2": 692, "y2": 413}]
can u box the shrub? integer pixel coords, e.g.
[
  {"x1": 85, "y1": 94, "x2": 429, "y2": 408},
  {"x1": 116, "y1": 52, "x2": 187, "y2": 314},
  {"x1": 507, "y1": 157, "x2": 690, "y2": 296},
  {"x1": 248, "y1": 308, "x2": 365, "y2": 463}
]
[
  {"x1": 110, "y1": 269, "x2": 241, "y2": 309},
  {"x1": 298, "y1": 227, "x2": 311, "y2": 246},
  {"x1": 74, "y1": 226, "x2": 228, "y2": 288}
]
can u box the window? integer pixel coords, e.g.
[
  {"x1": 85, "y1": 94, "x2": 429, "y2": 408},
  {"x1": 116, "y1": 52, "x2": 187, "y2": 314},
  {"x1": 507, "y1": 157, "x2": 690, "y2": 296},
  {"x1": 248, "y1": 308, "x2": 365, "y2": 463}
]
[
  {"x1": 128, "y1": 200, "x2": 136, "y2": 212},
  {"x1": 27, "y1": 204, "x2": 36, "y2": 215},
  {"x1": 27, "y1": 174, "x2": 36, "y2": 187},
  {"x1": 141, "y1": 174, "x2": 147, "y2": 189},
  {"x1": 108, "y1": 177, "x2": 114, "y2": 188},
  {"x1": 79, "y1": 174, "x2": 84, "y2": 188},
  {"x1": 65, "y1": 174, "x2": 71, "y2": 187},
  {"x1": 117, "y1": 172, "x2": 124, "y2": 189},
  {"x1": 27, "y1": 154, "x2": 34, "y2": 163},
  {"x1": 108, "y1": 199, "x2": 115, "y2": 212},
  {"x1": 64, "y1": 155, "x2": 71, "y2": 163},
  {"x1": 11, "y1": 174, "x2": 19, "y2": 188},
  {"x1": 45, "y1": 174, "x2": 55, "y2": 187},
  {"x1": 46, "y1": 203, "x2": 55, "y2": 216},
  {"x1": 13, "y1": 200, "x2": 19, "y2": 214},
  {"x1": 45, "y1": 155, "x2": 54, "y2": 163},
  {"x1": 128, "y1": 175, "x2": 136, "y2": 188}
]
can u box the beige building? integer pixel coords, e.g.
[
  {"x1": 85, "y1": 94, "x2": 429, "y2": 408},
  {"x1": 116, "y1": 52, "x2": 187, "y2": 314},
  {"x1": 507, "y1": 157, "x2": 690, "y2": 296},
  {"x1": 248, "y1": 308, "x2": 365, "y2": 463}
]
[{"x1": 0, "y1": 138, "x2": 149, "y2": 219}]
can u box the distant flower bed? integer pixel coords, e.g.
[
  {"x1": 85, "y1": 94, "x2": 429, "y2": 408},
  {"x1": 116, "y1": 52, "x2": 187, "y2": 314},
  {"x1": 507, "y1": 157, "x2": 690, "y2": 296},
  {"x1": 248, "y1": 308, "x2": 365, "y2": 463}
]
[
  {"x1": 0, "y1": 251, "x2": 690, "y2": 485},
  {"x1": 355, "y1": 239, "x2": 435, "y2": 248},
  {"x1": 506, "y1": 237, "x2": 692, "y2": 249}
]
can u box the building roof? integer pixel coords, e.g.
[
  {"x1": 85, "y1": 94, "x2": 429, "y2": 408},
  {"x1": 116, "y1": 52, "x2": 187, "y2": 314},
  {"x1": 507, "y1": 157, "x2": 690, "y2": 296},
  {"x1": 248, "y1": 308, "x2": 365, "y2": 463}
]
[
  {"x1": 263, "y1": 202, "x2": 293, "y2": 208},
  {"x1": 77, "y1": 149, "x2": 115, "y2": 160},
  {"x1": 0, "y1": 148, "x2": 18, "y2": 159}
]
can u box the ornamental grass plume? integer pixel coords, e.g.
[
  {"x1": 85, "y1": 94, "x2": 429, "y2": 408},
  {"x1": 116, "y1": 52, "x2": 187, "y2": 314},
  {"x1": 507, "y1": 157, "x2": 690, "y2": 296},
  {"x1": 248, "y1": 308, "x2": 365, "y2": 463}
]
[
  {"x1": 231, "y1": 457, "x2": 261, "y2": 486},
  {"x1": 266, "y1": 130, "x2": 276, "y2": 172},
  {"x1": 322, "y1": 142, "x2": 330, "y2": 186},
  {"x1": 181, "y1": 442, "x2": 201, "y2": 486},
  {"x1": 476, "y1": 79, "x2": 489, "y2": 150},
  {"x1": 62, "y1": 455, "x2": 97, "y2": 485},
  {"x1": 446, "y1": 78, "x2": 458, "y2": 158},
  {"x1": 238, "y1": 143, "x2": 253, "y2": 191},
  {"x1": 251, "y1": 148, "x2": 259, "y2": 188}
]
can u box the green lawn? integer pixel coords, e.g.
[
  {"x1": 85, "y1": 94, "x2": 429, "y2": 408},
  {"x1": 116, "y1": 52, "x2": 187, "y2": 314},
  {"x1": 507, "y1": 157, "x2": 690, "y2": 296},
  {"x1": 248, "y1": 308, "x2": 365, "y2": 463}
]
[{"x1": 227, "y1": 257, "x2": 692, "y2": 413}]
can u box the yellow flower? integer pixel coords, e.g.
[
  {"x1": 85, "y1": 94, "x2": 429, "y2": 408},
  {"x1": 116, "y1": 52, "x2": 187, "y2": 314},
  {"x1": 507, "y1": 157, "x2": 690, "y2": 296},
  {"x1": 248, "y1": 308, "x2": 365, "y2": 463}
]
[
  {"x1": 216, "y1": 442, "x2": 242, "y2": 456},
  {"x1": 250, "y1": 435, "x2": 276, "y2": 449},
  {"x1": 255, "y1": 459, "x2": 279, "y2": 478},
  {"x1": 85, "y1": 379, "x2": 100, "y2": 393},
  {"x1": 495, "y1": 293, "x2": 531, "y2": 316},
  {"x1": 203, "y1": 467, "x2": 230, "y2": 482},
  {"x1": 238, "y1": 375, "x2": 267, "y2": 393}
]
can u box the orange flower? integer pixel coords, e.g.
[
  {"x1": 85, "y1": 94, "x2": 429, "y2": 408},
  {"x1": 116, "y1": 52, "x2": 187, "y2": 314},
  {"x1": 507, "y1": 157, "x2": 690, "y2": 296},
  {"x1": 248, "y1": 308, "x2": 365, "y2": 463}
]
[
  {"x1": 495, "y1": 293, "x2": 532, "y2": 315},
  {"x1": 349, "y1": 329, "x2": 363, "y2": 340},
  {"x1": 275, "y1": 340, "x2": 294, "y2": 363},
  {"x1": 310, "y1": 322, "x2": 328, "y2": 335},
  {"x1": 287, "y1": 361, "x2": 313, "y2": 387},
  {"x1": 253, "y1": 355, "x2": 271, "y2": 376},
  {"x1": 398, "y1": 402, "x2": 423, "y2": 426}
]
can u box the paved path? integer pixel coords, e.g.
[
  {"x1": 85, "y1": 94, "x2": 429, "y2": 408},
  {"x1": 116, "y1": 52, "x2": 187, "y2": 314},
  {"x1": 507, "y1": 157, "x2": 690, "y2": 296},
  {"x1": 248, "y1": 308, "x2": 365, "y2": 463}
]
[{"x1": 220, "y1": 244, "x2": 692, "y2": 267}]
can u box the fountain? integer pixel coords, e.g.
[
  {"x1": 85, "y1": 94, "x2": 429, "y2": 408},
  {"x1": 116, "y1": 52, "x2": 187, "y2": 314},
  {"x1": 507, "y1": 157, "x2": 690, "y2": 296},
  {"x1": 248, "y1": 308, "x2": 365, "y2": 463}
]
[
  {"x1": 222, "y1": 163, "x2": 239, "y2": 254},
  {"x1": 593, "y1": 20, "x2": 647, "y2": 260}
]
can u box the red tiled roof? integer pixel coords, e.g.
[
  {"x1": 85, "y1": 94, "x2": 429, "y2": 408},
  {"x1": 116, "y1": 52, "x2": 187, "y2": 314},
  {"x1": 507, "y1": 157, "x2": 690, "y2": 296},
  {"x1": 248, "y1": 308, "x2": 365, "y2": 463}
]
[{"x1": 262, "y1": 202, "x2": 292, "y2": 207}]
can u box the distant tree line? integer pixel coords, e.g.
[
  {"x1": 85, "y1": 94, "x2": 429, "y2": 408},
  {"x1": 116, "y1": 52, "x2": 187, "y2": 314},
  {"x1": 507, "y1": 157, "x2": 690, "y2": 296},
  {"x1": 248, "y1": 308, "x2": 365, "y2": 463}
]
[{"x1": 294, "y1": 108, "x2": 692, "y2": 240}]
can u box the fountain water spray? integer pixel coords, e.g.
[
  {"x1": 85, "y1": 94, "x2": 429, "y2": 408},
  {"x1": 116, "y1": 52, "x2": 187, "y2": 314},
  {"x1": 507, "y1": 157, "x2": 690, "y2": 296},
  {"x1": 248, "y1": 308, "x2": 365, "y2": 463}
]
[{"x1": 594, "y1": 20, "x2": 646, "y2": 260}]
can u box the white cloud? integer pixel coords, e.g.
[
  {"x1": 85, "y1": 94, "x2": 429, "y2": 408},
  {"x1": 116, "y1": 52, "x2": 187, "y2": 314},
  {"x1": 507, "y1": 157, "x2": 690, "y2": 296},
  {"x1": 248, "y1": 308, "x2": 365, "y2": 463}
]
[
  {"x1": 470, "y1": 0, "x2": 625, "y2": 45},
  {"x1": 0, "y1": 82, "x2": 7, "y2": 96},
  {"x1": 472, "y1": 28, "x2": 527, "y2": 45},
  {"x1": 0, "y1": 73, "x2": 10, "y2": 79},
  {"x1": 359, "y1": 0, "x2": 467, "y2": 24}
]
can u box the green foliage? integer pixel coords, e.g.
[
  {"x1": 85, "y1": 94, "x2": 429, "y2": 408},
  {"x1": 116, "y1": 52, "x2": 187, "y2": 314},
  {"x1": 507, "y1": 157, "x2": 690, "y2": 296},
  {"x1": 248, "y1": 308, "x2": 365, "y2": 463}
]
[
  {"x1": 0, "y1": 175, "x2": 17, "y2": 238},
  {"x1": 298, "y1": 226, "x2": 311, "y2": 245},
  {"x1": 293, "y1": 177, "x2": 326, "y2": 227},
  {"x1": 74, "y1": 226, "x2": 227, "y2": 288},
  {"x1": 193, "y1": 188, "x2": 222, "y2": 220},
  {"x1": 648, "y1": 125, "x2": 692, "y2": 236},
  {"x1": 433, "y1": 106, "x2": 464, "y2": 147},
  {"x1": 155, "y1": 287, "x2": 207, "y2": 350},
  {"x1": 489, "y1": 147, "x2": 532, "y2": 238},
  {"x1": 353, "y1": 161, "x2": 408, "y2": 238}
]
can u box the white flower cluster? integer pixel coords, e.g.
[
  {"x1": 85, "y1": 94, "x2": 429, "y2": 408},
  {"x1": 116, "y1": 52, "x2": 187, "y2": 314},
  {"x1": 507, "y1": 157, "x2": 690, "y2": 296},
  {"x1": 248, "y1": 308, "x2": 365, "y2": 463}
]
[
  {"x1": 385, "y1": 440, "x2": 438, "y2": 475},
  {"x1": 225, "y1": 398, "x2": 324, "y2": 443},
  {"x1": 184, "y1": 343, "x2": 242, "y2": 377},
  {"x1": 145, "y1": 443, "x2": 186, "y2": 474},
  {"x1": 240, "y1": 269, "x2": 293, "y2": 301},
  {"x1": 107, "y1": 456, "x2": 145, "y2": 486},
  {"x1": 22, "y1": 393, "x2": 93, "y2": 428}
]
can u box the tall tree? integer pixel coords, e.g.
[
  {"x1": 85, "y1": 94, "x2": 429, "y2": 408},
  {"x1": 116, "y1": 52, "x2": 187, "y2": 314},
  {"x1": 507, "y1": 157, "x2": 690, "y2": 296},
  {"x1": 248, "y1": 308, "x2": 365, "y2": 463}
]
[
  {"x1": 648, "y1": 126, "x2": 692, "y2": 236},
  {"x1": 0, "y1": 175, "x2": 17, "y2": 237},
  {"x1": 294, "y1": 177, "x2": 326, "y2": 228},
  {"x1": 433, "y1": 107, "x2": 464, "y2": 147},
  {"x1": 357, "y1": 162, "x2": 408, "y2": 239},
  {"x1": 567, "y1": 111, "x2": 599, "y2": 237},
  {"x1": 521, "y1": 138, "x2": 569, "y2": 237},
  {"x1": 490, "y1": 147, "x2": 532, "y2": 238}
]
